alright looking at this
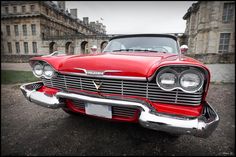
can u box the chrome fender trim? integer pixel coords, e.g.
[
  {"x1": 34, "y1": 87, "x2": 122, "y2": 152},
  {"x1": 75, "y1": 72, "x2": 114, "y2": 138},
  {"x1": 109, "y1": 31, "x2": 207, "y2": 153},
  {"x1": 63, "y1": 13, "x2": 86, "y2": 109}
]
[{"x1": 20, "y1": 81, "x2": 64, "y2": 109}]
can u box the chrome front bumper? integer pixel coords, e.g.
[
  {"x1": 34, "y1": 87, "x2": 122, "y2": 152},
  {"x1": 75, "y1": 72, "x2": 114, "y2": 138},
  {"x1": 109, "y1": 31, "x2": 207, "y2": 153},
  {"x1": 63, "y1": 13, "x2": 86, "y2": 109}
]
[{"x1": 20, "y1": 82, "x2": 219, "y2": 138}]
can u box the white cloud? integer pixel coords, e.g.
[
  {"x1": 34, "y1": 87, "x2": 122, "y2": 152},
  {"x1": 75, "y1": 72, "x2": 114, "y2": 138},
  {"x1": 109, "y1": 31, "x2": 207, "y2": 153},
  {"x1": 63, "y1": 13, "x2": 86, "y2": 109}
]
[{"x1": 66, "y1": 1, "x2": 195, "y2": 34}]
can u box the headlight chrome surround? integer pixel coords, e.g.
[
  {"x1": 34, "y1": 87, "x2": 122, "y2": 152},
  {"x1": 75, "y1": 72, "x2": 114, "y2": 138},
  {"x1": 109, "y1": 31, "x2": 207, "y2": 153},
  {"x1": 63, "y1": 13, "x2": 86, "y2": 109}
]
[
  {"x1": 43, "y1": 64, "x2": 55, "y2": 79},
  {"x1": 156, "y1": 68, "x2": 178, "y2": 91},
  {"x1": 32, "y1": 61, "x2": 55, "y2": 79},
  {"x1": 179, "y1": 69, "x2": 204, "y2": 93},
  {"x1": 32, "y1": 62, "x2": 43, "y2": 77},
  {"x1": 156, "y1": 67, "x2": 205, "y2": 93}
]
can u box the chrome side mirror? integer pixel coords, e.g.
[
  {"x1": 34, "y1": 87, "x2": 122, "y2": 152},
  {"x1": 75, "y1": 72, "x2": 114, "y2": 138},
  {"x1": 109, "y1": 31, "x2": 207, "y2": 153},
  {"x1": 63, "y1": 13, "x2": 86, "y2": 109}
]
[{"x1": 180, "y1": 45, "x2": 188, "y2": 53}]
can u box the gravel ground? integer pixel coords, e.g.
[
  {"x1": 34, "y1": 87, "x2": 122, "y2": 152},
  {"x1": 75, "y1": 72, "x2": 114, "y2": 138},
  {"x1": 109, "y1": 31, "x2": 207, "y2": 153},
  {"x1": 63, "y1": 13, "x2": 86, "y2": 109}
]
[{"x1": 1, "y1": 83, "x2": 235, "y2": 156}]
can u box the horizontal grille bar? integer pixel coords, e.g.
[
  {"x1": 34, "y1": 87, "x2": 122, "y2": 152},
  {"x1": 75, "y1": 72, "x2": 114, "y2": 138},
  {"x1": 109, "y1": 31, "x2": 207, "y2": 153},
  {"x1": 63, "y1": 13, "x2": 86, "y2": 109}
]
[{"x1": 42, "y1": 73, "x2": 203, "y2": 106}]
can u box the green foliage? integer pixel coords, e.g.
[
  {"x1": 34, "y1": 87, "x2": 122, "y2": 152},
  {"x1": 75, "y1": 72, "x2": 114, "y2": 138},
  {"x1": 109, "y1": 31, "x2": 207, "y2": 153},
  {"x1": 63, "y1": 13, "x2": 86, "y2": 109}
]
[{"x1": 1, "y1": 70, "x2": 39, "y2": 84}]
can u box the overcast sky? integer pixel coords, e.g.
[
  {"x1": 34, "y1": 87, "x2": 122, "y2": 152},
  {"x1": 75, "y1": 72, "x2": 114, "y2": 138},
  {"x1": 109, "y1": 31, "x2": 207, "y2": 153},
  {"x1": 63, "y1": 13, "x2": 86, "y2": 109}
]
[{"x1": 65, "y1": 1, "x2": 195, "y2": 34}]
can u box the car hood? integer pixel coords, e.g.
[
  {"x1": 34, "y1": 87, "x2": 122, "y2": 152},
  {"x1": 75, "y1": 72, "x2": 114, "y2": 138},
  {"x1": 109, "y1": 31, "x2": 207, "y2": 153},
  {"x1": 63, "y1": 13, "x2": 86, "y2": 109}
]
[{"x1": 30, "y1": 52, "x2": 205, "y2": 78}]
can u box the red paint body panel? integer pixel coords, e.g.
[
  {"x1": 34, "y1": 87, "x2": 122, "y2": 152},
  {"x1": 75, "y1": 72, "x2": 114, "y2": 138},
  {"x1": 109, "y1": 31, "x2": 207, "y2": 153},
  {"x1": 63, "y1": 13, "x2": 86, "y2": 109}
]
[{"x1": 30, "y1": 52, "x2": 209, "y2": 78}]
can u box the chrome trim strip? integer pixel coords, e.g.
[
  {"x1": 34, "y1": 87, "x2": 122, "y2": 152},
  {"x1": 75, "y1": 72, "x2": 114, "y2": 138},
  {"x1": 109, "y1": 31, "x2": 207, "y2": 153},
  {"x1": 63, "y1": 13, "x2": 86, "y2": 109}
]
[
  {"x1": 20, "y1": 82, "x2": 219, "y2": 138},
  {"x1": 59, "y1": 71, "x2": 147, "y2": 81}
]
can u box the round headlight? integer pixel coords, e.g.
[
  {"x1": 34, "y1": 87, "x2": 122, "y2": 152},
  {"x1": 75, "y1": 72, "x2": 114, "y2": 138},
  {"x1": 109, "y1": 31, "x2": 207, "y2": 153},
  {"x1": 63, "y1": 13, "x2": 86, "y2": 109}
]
[
  {"x1": 180, "y1": 70, "x2": 204, "y2": 92},
  {"x1": 43, "y1": 64, "x2": 54, "y2": 78},
  {"x1": 33, "y1": 63, "x2": 43, "y2": 77},
  {"x1": 156, "y1": 69, "x2": 178, "y2": 90}
]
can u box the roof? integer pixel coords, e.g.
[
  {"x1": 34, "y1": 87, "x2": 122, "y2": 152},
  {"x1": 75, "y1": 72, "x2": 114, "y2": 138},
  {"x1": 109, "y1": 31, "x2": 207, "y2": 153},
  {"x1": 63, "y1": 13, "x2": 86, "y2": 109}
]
[{"x1": 109, "y1": 34, "x2": 178, "y2": 41}]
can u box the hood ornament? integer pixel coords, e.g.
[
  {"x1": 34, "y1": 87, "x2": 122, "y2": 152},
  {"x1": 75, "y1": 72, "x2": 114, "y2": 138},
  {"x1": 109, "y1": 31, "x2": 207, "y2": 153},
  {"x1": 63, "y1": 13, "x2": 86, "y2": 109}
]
[
  {"x1": 74, "y1": 68, "x2": 122, "y2": 76},
  {"x1": 93, "y1": 81, "x2": 103, "y2": 90}
]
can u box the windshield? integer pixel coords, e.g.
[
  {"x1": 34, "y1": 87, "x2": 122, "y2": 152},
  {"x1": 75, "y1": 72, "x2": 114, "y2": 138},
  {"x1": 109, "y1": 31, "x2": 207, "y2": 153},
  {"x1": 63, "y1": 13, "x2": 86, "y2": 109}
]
[{"x1": 103, "y1": 36, "x2": 178, "y2": 54}]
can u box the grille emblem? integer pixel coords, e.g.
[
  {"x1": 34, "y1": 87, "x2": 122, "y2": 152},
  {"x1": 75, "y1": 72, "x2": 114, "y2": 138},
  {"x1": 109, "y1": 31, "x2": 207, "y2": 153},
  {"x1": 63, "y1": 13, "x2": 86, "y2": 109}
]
[{"x1": 93, "y1": 81, "x2": 103, "y2": 90}]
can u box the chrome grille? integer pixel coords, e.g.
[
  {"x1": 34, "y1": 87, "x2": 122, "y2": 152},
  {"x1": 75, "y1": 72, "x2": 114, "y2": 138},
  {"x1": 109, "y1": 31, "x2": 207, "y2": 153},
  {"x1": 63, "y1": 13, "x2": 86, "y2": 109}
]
[
  {"x1": 42, "y1": 73, "x2": 203, "y2": 106},
  {"x1": 72, "y1": 100, "x2": 138, "y2": 118}
]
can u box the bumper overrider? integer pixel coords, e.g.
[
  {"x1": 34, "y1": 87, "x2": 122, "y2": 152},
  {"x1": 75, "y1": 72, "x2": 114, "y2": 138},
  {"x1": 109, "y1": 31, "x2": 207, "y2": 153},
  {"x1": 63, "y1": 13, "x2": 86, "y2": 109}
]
[{"x1": 20, "y1": 81, "x2": 219, "y2": 138}]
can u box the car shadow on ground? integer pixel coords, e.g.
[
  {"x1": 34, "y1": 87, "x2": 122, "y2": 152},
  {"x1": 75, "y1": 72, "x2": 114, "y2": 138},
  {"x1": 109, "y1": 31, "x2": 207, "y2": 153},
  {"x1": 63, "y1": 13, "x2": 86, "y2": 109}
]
[{"x1": 38, "y1": 112, "x2": 182, "y2": 155}]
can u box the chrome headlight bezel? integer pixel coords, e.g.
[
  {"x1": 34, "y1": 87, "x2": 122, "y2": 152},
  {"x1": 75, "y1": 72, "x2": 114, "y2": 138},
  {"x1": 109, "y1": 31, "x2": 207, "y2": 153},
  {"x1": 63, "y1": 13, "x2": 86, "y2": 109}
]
[
  {"x1": 43, "y1": 64, "x2": 55, "y2": 79},
  {"x1": 156, "y1": 66, "x2": 205, "y2": 93},
  {"x1": 179, "y1": 69, "x2": 204, "y2": 93},
  {"x1": 32, "y1": 62, "x2": 43, "y2": 78},
  {"x1": 156, "y1": 68, "x2": 178, "y2": 91},
  {"x1": 32, "y1": 61, "x2": 55, "y2": 79}
]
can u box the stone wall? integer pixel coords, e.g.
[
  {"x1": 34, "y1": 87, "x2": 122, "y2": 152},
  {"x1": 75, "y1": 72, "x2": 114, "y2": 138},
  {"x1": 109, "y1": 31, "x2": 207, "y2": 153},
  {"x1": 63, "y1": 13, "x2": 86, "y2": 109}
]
[
  {"x1": 1, "y1": 55, "x2": 42, "y2": 63},
  {"x1": 185, "y1": 53, "x2": 235, "y2": 64}
]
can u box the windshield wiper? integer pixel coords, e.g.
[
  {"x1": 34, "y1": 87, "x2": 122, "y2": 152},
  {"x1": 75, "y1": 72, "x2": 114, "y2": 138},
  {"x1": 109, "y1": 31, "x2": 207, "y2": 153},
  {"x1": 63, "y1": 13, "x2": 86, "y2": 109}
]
[
  {"x1": 111, "y1": 49, "x2": 135, "y2": 52},
  {"x1": 132, "y1": 49, "x2": 167, "y2": 53},
  {"x1": 107, "y1": 49, "x2": 167, "y2": 53}
]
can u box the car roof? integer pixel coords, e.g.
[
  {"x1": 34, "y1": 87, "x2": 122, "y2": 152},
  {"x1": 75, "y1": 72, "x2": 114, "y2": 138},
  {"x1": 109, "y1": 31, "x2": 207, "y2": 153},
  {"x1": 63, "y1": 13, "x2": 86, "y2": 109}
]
[{"x1": 109, "y1": 34, "x2": 178, "y2": 41}]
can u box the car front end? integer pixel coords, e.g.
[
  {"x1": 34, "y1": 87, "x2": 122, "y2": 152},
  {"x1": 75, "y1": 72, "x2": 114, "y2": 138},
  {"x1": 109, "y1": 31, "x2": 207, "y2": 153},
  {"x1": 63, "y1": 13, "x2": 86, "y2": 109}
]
[{"x1": 20, "y1": 34, "x2": 219, "y2": 138}]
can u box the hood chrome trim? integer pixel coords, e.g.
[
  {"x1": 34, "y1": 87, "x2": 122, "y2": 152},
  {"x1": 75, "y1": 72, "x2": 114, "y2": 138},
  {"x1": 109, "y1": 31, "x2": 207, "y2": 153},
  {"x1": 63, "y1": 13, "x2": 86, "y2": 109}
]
[
  {"x1": 60, "y1": 71, "x2": 147, "y2": 81},
  {"x1": 74, "y1": 68, "x2": 123, "y2": 76}
]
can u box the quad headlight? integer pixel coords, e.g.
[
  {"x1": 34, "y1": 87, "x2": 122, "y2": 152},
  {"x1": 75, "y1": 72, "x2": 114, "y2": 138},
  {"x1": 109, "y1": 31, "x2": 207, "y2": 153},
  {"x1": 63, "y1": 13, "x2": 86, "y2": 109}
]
[
  {"x1": 156, "y1": 69, "x2": 178, "y2": 91},
  {"x1": 179, "y1": 69, "x2": 204, "y2": 93},
  {"x1": 43, "y1": 64, "x2": 55, "y2": 79},
  {"x1": 32, "y1": 62, "x2": 55, "y2": 79},
  {"x1": 33, "y1": 63, "x2": 43, "y2": 77},
  {"x1": 156, "y1": 67, "x2": 204, "y2": 93}
]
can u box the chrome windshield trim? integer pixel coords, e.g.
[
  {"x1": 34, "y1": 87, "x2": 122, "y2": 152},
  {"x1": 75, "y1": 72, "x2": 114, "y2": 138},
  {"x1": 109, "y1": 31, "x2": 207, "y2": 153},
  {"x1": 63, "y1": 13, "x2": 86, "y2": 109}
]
[{"x1": 59, "y1": 71, "x2": 147, "y2": 81}]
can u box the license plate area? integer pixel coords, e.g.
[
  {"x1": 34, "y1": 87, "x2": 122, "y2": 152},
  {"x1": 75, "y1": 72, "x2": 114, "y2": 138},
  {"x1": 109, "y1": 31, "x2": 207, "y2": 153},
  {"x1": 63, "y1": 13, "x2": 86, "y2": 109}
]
[{"x1": 85, "y1": 103, "x2": 112, "y2": 119}]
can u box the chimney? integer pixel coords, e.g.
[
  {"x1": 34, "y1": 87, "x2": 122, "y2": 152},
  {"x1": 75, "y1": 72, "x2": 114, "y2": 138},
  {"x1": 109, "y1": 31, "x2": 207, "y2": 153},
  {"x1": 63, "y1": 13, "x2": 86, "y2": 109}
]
[
  {"x1": 83, "y1": 17, "x2": 89, "y2": 25},
  {"x1": 70, "y1": 9, "x2": 77, "y2": 18},
  {"x1": 58, "y1": 1, "x2": 65, "y2": 10}
]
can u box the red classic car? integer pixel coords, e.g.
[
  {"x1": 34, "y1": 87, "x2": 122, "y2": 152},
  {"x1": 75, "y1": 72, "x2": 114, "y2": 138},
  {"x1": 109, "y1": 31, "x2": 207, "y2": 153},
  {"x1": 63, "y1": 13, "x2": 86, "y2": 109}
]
[{"x1": 20, "y1": 34, "x2": 219, "y2": 138}]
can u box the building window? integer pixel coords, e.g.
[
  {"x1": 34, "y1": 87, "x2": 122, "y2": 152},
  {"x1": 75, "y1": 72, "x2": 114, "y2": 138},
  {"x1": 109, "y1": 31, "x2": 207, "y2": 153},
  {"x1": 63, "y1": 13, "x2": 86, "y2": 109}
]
[
  {"x1": 6, "y1": 25, "x2": 10, "y2": 36},
  {"x1": 46, "y1": 27, "x2": 50, "y2": 35},
  {"x1": 31, "y1": 24, "x2": 36, "y2": 36},
  {"x1": 56, "y1": 30, "x2": 59, "y2": 36},
  {"x1": 218, "y1": 33, "x2": 231, "y2": 53},
  {"x1": 5, "y1": 7, "x2": 9, "y2": 14},
  {"x1": 13, "y1": 6, "x2": 17, "y2": 13},
  {"x1": 14, "y1": 25, "x2": 19, "y2": 36},
  {"x1": 222, "y1": 3, "x2": 235, "y2": 23},
  {"x1": 7, "y1": 42, "x2": 12, "y2": 54},
  {"x1": 46, "y1": 8, "x2": 49, "y2": 15},
  {"x1": 22, "y1": 25, "x2": 27, "y2": 36},
  {"x1": 24, "y1": 42, "x2": 28, "y2": 54},
  {"x1": 30, "y1": 5, "x2": 35, "y2": 12},
  {"x1": 22, "y1": 6, "x2": 26, "y2": 13},
  {"x1": 32, "y1": 42, "x2": 37, "y2": 53},
  {"x1": 15, "y1": 42, "x2": 20, "y2": 54}
]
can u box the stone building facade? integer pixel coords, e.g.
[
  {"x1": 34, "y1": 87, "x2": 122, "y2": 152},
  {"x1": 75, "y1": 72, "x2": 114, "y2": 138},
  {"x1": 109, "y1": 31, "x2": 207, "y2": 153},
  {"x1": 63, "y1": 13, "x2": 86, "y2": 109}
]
[
  {"x1": 1, "y1": 1, "x2": 109, "y2": 60},
  {"x1": 183, "y1": 1, "x2": 235, "y2": 56}
]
